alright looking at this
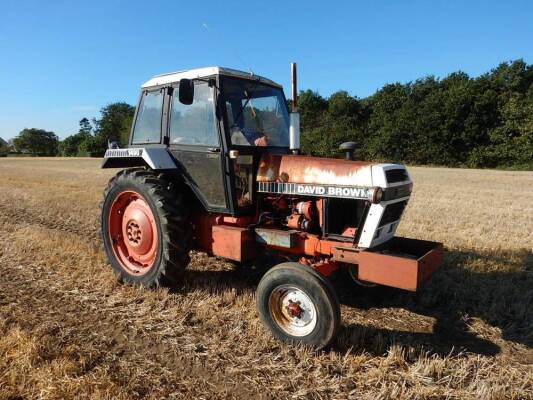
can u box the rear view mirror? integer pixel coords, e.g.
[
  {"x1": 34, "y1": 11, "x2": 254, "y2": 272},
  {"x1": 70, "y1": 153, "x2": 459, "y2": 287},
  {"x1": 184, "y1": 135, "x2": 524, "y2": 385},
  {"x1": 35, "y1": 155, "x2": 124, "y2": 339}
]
[{"x1": 178, "y1": 78, "x2": 194, "y2": 105}]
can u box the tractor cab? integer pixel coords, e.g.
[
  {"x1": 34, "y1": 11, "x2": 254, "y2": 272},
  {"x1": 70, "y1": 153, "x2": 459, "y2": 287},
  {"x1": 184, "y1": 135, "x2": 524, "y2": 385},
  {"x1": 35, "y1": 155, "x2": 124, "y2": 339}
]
[{"x1": 121, "y1": 67, "x2": 292, "y2": 215}]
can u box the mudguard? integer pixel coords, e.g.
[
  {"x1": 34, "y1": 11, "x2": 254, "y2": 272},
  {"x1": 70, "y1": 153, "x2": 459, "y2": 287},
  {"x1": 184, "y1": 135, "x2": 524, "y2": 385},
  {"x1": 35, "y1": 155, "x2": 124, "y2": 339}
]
[
  {"x1": 101, "y1": 147, "x2": 178, "y2": 170},
  {"x1": 101, "y1": 147, "x2": 222, "y2": 212}
]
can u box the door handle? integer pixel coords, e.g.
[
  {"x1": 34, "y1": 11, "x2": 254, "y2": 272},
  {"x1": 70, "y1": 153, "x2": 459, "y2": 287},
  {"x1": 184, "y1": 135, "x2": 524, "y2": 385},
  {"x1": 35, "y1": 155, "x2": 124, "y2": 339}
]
[{"x1": 207, "y1": 147, "x2": 221, "y2": 153}]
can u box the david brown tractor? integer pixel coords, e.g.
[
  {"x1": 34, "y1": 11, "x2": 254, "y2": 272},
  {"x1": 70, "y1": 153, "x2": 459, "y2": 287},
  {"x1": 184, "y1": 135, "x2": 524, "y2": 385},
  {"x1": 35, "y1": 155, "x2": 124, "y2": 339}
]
[{"x1": 100, "y1": 64, "x2": 443, "y2": 348}]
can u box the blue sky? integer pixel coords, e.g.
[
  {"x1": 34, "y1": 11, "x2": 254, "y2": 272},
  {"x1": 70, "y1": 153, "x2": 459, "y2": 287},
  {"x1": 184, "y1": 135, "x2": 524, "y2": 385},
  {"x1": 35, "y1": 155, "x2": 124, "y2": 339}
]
[{"x1": 1, "y1": 0, "x2": 531, "y2": 140}]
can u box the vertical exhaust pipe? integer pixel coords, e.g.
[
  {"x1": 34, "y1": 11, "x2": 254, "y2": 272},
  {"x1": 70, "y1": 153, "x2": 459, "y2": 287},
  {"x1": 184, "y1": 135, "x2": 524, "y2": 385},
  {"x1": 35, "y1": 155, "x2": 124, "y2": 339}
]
[
  {"x1": 289, "y1": 62, "x2": 300, "y2": 154},
  {"x1": 291, "y1": 62, "x2": 298, "y2": 112}
]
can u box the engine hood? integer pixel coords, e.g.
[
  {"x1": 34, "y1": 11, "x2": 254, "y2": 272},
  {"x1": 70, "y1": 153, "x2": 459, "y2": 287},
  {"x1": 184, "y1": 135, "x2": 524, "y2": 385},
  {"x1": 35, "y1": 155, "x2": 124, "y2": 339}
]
[
  {"x1": 258, "y1": 154, "x2": 375, "y2": 186},
  {"x1": 256, "y1": 154, "x2": 411, "y2": 201}
]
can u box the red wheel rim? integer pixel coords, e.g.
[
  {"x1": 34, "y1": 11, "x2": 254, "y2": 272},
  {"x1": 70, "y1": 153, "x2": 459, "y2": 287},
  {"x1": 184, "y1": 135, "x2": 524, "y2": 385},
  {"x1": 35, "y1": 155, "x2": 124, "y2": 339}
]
[{"x1": 108, "y1": 191, "x2": 159, "y2": 275}]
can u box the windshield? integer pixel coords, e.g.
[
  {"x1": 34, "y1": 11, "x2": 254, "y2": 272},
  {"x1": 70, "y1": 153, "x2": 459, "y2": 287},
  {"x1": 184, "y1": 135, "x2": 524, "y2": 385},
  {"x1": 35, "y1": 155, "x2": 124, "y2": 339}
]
[{"x1": 221, "y1": 77, "x2": 290, "y2": 147}]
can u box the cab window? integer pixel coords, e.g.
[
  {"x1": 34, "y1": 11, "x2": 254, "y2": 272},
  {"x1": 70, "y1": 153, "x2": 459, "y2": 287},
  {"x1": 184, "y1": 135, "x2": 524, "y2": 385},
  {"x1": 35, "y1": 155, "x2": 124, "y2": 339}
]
[
  {"x1": 169, "y1": 82, "x2": 219, "y2": 146},
  {"x1": 222, "y1": 77, "x2": 289, "y2": 147},
  {"x1": 132, "y1": 90, "x2": 163, "y2": 144}
]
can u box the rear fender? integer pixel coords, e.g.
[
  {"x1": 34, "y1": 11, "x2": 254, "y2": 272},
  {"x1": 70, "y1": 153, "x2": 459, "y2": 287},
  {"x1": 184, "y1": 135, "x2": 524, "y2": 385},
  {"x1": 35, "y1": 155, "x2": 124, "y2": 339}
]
[
  {"x1": 101, "y1": 147, "x2": 178, "y2": 170},
  {"x1": 102, "y1": 147, "x2": 207, "y2": 211}
]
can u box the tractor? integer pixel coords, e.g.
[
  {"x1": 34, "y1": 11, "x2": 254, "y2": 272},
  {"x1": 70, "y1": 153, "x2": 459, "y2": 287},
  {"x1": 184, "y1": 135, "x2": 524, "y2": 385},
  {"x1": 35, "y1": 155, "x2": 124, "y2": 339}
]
[{"x1": 100, "y1": 64, "x2": 443, "y2": 348}]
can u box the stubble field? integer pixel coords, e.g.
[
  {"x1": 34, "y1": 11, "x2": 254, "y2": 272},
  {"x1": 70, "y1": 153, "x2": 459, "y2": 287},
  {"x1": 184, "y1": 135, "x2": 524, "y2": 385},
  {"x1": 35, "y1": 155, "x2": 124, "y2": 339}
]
[{"x1": 0, "y1": 158, "x2": 532, "y2": 399}]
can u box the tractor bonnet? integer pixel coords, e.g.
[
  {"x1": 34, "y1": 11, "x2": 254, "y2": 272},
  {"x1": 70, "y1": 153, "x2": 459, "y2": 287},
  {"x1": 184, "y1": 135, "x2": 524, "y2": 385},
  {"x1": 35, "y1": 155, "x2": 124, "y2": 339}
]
[{"x1": 257, "y1": 154, "x2": 377, "y2": 200}]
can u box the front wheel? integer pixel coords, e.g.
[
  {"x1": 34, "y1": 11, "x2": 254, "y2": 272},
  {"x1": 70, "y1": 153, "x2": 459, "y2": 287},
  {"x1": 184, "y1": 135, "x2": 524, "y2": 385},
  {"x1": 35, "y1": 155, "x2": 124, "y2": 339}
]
[{"x1": 256, "y1": 262, "x2": 341, "y2": 348}]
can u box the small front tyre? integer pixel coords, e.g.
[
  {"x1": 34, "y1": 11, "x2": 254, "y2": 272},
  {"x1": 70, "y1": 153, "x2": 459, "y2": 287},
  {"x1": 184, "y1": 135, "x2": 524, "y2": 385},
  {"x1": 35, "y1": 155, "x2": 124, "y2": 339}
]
[{"x1": 256, "y1": 262, "x2": 341, "y2": 348}]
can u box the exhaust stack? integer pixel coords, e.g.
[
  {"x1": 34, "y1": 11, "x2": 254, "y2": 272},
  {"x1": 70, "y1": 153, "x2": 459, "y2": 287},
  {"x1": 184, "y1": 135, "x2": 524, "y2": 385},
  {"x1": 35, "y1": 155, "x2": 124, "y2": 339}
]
[
  {"x1": 289, "y1": 62, "x2": 300, "y2": 154},
  {"x1": 291, "y1": 62, "x2": 298, "y2": 111}
]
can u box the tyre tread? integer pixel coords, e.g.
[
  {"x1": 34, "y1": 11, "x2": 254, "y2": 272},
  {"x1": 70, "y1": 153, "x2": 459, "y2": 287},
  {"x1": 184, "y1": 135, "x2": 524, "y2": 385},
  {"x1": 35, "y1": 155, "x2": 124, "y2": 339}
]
[{"x1": 100, "y1": 168, "x2": 191, "y2": 288}]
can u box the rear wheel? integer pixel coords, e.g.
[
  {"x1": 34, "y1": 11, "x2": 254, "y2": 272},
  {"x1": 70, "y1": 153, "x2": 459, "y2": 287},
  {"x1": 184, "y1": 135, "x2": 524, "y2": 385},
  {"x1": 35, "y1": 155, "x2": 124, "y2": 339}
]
[
  {"x1": 100, "y1": 168, "x2": 190, "y2": 287},
  {"x1": 256, "y1": 262, "x2": 341, "y2": 348}
]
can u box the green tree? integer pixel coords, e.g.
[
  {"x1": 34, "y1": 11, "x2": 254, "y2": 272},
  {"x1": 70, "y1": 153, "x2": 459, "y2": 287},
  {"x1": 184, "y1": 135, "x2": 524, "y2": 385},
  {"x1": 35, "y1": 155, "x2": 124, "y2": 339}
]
[
  {"x1": 298, "y1": 90, "x2": 328, "y2": 132},
  {"x1": 364, "y1": 82, "x2": 412, "y2": 162},
  {"x1": 13, "y1": 128, "x2": 59, "y2": 156},
  {"x1": 470, "y1": 89, "x2": 533, "y2": 168},
  {"x1": 94, "y1": 102, "x2": 135, "y2": 146},
  {"x1": 79, "y1": 117, "x2": 93, "y2": 136},
  {"x1": 328, "y1": 91, "x2": 361, "y2": 120},
  {"x1": 59, "y1": 118, "x2": 94, "y2": 156},
  {"x1": 299, "y1": 90, "x2": 368, "y2": 158},
  {"x1": 73, "y1": 103, "x2": 135, "y2": 157},
  {"x1": 79, "y1": 133, "x2": 107, "y2": 157}
]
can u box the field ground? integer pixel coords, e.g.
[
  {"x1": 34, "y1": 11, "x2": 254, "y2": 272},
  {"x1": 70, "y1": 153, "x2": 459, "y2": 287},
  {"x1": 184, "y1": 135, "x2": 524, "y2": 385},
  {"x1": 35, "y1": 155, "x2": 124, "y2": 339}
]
[{"x1": 0, "y1": 158, "x2": 532, "y2": 399}]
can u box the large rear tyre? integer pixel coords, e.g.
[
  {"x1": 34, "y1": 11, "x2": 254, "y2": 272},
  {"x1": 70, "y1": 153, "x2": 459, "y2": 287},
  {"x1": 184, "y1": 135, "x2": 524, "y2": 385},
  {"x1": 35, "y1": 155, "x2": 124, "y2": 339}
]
[
  {"x1": 100, "y1": 168, "x2": 191, "y2": 288},
  {"x1": 256, "y1": 262, "x2": 341, "y2": 348}
]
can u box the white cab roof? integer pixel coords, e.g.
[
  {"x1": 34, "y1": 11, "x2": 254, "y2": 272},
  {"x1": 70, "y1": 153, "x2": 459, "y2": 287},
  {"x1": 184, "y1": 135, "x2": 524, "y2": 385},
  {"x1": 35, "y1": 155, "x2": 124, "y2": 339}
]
[{"x1": 141, "y1": 66, "x2": 282, "y2": 89}]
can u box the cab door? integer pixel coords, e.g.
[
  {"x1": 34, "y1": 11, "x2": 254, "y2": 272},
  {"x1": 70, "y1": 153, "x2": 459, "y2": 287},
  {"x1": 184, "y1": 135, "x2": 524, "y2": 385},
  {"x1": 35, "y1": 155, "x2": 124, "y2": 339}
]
[{"x1": 167, "y1": 81, "x2": 229, "y2": 212}]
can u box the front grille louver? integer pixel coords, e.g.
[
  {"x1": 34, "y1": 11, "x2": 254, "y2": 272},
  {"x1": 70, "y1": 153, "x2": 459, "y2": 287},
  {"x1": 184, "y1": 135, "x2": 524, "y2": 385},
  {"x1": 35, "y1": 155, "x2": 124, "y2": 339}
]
[
  {"x1": 385, "y1": 169, "x2": 408, "y2": 183},
  {"x1": 379, "y1": 201, "x2": 407, "y2": 227}
]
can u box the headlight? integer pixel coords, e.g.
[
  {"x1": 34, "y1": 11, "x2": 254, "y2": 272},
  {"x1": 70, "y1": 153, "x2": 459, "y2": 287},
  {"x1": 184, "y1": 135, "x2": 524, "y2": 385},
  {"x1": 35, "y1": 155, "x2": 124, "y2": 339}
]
[{"x1": 369, "y1": 187, "x2": 383, "y2": 204}]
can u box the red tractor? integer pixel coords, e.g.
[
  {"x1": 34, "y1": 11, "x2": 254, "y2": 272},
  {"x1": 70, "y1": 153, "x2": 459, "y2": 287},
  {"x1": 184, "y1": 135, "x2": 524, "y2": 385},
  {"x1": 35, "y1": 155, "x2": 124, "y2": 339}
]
[{"x1": 101, "y1": 64, "x2": 443, "y2": 348}]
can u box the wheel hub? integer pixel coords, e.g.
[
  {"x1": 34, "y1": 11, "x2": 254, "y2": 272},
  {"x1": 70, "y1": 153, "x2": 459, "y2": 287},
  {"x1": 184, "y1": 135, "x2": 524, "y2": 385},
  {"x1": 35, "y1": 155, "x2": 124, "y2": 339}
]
[
  {"x1": 122, "y1": 200, "x2": 155, "y2": 258},
  {"x1": 268, "y1": 285, "x2": 317, "y2": 337},
  {"x1": 287, "y1": 300, "x2": 303, "y2": 318},
  {"x1": 126, "y1": 221, "x2": 142, "y2": 244},
  {"x1": 108, "y1": 191, "x2": 159, "y2": 275}
]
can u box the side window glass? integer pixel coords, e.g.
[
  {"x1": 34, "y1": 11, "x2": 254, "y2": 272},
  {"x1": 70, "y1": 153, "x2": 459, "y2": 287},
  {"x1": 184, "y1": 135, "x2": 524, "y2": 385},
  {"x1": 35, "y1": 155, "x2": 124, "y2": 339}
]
[
  {"x1": 226, "y1": 101, "x2": 234, "y2": 127},
  {"x1": 170, "y1": 83, "x2": 219, "y2": 146},
  {"x1": 132, "y1": 91, "x2": 163, "y2": 144}
]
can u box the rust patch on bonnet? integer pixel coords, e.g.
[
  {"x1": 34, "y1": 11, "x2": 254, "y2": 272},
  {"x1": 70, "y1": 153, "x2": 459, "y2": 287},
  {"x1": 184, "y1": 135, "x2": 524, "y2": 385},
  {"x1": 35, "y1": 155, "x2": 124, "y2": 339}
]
[{"x1": 257, "y1": 154, "x2": 374, "y2": 186}]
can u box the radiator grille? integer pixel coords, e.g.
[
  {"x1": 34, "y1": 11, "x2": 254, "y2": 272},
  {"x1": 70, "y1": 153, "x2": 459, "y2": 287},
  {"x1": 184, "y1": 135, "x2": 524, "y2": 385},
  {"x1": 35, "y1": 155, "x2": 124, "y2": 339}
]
[
  {"x1": 380, "y1": 201, "x2": 407, "y2": 226},
  {"x1": 385, "y1": 169, "x2": 408, "y2": 183}
]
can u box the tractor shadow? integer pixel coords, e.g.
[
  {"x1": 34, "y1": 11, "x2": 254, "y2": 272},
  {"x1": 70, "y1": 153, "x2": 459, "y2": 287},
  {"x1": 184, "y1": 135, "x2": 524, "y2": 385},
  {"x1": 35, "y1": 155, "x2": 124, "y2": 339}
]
[{"x1": 178, "y1": 249, "x2": 532, "y2": 358}]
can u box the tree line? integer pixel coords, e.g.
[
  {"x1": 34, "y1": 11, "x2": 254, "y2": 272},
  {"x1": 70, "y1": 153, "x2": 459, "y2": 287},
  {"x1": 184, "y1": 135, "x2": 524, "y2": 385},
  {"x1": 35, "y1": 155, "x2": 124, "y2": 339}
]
[
  {"x1": 9, "y1": 103, "x2": 134, "y2": 157},
  {"x1": 299, "y1": 59, "x2": 532, "y2": 169},
  {"x1": 8, "y1": 60, "x2": 532, "y2": 169}
]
